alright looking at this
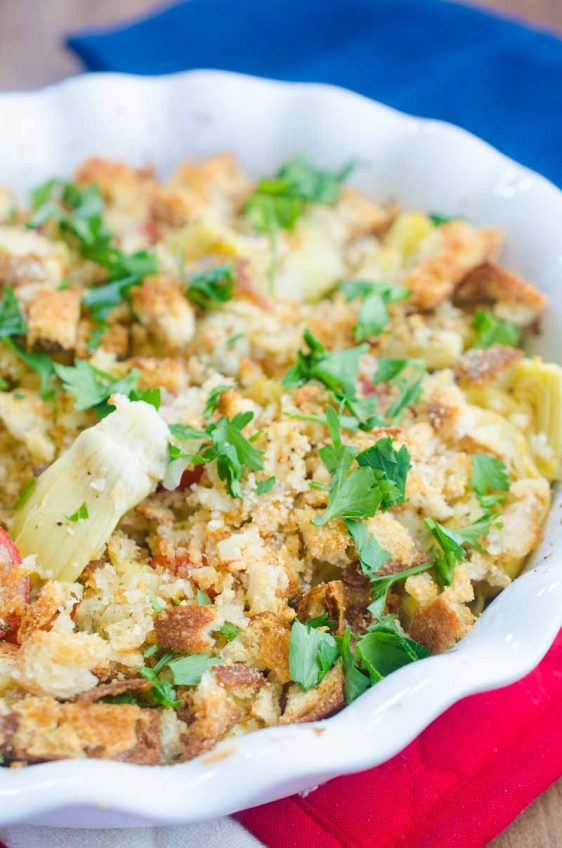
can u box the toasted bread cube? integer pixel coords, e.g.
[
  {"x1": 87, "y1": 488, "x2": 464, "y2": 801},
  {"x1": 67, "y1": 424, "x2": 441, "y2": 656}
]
[{"x1": 27, "y1": 288, "x2": 81, "y2": 351}]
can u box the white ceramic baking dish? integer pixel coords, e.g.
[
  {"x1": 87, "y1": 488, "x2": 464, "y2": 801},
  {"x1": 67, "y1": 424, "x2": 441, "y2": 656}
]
[{"x1": 0, "y1": 70, "x2": 560, "y2": 828}]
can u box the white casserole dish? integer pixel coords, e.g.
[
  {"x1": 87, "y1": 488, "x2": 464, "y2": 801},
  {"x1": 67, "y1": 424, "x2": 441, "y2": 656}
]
[{"x1": 0, "y1": 70, "x2": 560, "y2": 828}]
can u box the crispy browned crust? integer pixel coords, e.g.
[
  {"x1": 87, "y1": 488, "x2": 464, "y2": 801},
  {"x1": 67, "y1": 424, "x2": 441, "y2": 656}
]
[
  {"x1": 76, "y1": 677, "x2": 152, "y2": 704},
  {"x1": 17, "y1": 581, "x2": 68, "y2": 644},
  {"x1": 27, "y1": 288, "x2": 81, "y2": 352},
  {"x1": 74, "y1": 158, "x2": 155, "y2": 199},
  {"x1": 454, "y1": 262, "x2": 548, "y2": 313},
  {"x1": 342, "y1": 562, "x2": 372, "y2": 633},
  {"x1": 4, "y1": 696, "x2": 161, "y2": 763},
  {"x1": 178, "y1": 679, "x2": 241, "y2": 761},
  {"x1": 129, "y1": 356, "x2": 188, "y2": 393},
  {"x1": 154, "y1": 605, "x2": 216, "y2": 654},
  {"x1": 280, "y1": 665, "x2": 345, "y2": 724},
  {"x1": 296, "y1": 580, "x2": 346, "y2": 636},
  {"x1": 251, "y1": 613, "x2": 291, "y2": 684},
  {"x1": 215, "y1": 663, "x2": 266, "y2": 693},
  {"x1": 410, "y1": 594, "x2": 471, "y2": 654},
  {"x1": 0, "y1": 253, "x2": 49, "y2": 287},
  {"x1": 454, "y1": 345, "x2": 523, "y2": 386},
  {"x1": 403, "y1": 223, "x2": 502, "y2": 311}
]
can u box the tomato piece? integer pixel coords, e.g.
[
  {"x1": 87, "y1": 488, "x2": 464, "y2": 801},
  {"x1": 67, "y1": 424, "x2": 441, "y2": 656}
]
[
  {"x1": 179, "y1": 464, "x2": 204, "y2": 491},
  {"x1": 0, "y1": 529, "x2": 28, "y2": 641}
]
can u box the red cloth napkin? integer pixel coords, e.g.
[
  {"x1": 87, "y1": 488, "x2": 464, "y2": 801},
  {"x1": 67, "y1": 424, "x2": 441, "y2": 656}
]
[{"x1": 237, "y1": 631, "x2": 562, "y2": 848}]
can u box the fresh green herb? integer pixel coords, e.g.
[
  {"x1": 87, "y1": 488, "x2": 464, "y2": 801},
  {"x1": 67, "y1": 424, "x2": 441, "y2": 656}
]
[
  {"x1": 12, "y1": 478, "x2": 36, "y2": 511},
  {"x1": 65, "y1": 501, "x2": 89, "y2": 523},
  {"x1": 53, "y1": 361, "x2": 140, "y2": 416},
  {"x1": 0, "y1": 287, "x2": 26, "y2": 339},
  {"x1": 366, "y1": 562, "x2": 433, "y2": 619},
  {"x1": 28, "y1": 180, "x2": 158, "y2": 348},
  {"x1": 218, "y1": 621, "x2": 243, "y2": 642},
  {"x1": 472, "y1": 309, "x2": 520, "y2": 349},
  {"x1": 149, "y1": 590, "x2": 163, "y2": 613},
  {"x1": 143, "y1": 645, "x2": 159, "y2": 659},
  {"x1": 0, "y1": 376, "x2": 8, "y2": 391},
  {"x1": 424, "y1": 515, "x2": 491, "y2": 586},
  {"x1": 226, "y1": 332, "x2": 244, "y2": 347},
  {"x1": 58, "y1": 278, "x2": 71, "y2": 291},
  {"x1": 289, "y1": 619, "x2": 340, "y2": 692},
  {"x1": 138, "y1": 650, "x2": 184, "y2": 707},
  {"x1": 203, "y1": 384, "x2": 232, "y2": 419},
  {"x1": 340, "y1": 280, "x2": 410, "y2": 342},
  {"x1": 283, "y1": 330, "x2": 379, "y2": 428},
  {"x1": 256, "y1": 476, "x2": 276, "y2": 495},
  {"x1": 102, "y1": 692, "x2": 139, "y2": 705},
  {"x1": 150, "y1": 678, "x2": 184, "y2": 708},
  {"x1": 356, "y1": 437, "x2": 411, "y2": 509},
  {"x1": 13, "y1": 390, "x2": 24, "y2": 400},
  {"x1": 197, "y1": 590, "x2": 212, "y2": 606},
  {"x1": 169, "y1": 411, "x2": 264, "y2": 498},
  {"x1": 186, "y1": 264, "x2": 235, "y2": 309},
  {"x1": 129, "y1": 386, "x2": 161, "y2": 410},
  {"x1": 337, "y1": 627, "x2": 370, "y2": 703},
  {"x1": 428, "y1": 213, "x2": 454, "y2": 226},
  {"x1": 373, "y1": 357, "x2": 426, "y2": 422},
  {"x1": 306, "y1": 613, "x2": 335, "y2": 630},
  {"x1": 5, "y1": 340, "x2": 55, "y2": 401},
  {"x1": 167, "y1": 652, "x2": 224, "y2": 686},
  {"x1": 471, "y1": 452, "x2": 510, "y2": 510},
  {"x1": 356, "y1": 620, "x2": 429, "y2": 682}
]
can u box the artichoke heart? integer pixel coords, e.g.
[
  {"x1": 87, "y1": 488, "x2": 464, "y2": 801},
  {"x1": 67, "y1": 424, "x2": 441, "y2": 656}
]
[
  {"x1": 510, "y1": 357, "x2": 562, "y2": 481},
  {"x1": 12, "y1": 396, "x2": 169, "y2": 582}
]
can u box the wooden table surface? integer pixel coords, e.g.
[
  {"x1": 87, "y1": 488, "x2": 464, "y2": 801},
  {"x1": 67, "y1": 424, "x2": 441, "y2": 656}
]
[{"x1": 0, "y1": 1, "x2": 560, "y2": 845}]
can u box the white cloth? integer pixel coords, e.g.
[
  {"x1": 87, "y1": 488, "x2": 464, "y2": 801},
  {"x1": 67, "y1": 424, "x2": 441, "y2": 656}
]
[{"x1": 0, "y1": 818, "x2": 263, "y2": 848}]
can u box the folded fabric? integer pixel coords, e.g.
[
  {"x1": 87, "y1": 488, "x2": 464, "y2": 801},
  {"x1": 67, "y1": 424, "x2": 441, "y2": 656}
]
[
  {"x1": 237, "y1": 631, "x2": 562, "y2": 847},
  {"x1": 67, "y1": 0, "x2": 562, "y2": 185}
]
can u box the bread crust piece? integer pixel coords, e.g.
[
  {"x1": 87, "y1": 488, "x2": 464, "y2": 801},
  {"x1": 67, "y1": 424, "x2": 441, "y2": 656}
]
[
  {"x1": 177, "y1": 673, "x2": 241, "y2": 761},
  {"x1": 402, "y1": 222, "x2": 502, "y2": 311},
  {"x1": 296, "y1": 581, "x2": 346, "y2": 636},
  {"x1": 3, "y1": 695, "x2": 161, "y2": 763},
  {"x1": 409, "y1": 565, "x2": 474, "y2": 653},
  {"x1": 154, "y1": 605, "x2": 217, "y2": 654},
  {"x1": 131, "y1": 275, "x2": 195, "y2": 350},
  {"x1": 17, "y1": 581, "x2": 76, "y2": 645},
  {"x1": 454, "y1": 345, "x2": 523, "y2": 386},
  {"x1": 280, "y1": 664, "x2": 345, "y2": 724},
  {"x1": 27, "y1": 288, "x2": 81, "y2": 352},
  {"x1": 454, "y1": 262, "x2": 548, "y2": 315}
]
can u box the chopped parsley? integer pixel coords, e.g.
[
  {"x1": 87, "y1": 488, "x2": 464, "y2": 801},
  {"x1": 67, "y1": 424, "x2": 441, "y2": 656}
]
[
  {"x1": 355, "y1": 620, "x2": 429, "y2": 681},
  {"x1": 148, "y1": 590, "x2": 163, "y2": 613},
  {"x1": 373, "y1": 357, "x2": 426, "y2": 422},
  {"x1": 218, "y1": 621, "x2": 242, "y2": 642},
  {"x1": 340, "y1": 280, "x2": 409, "y2": 342},
  {"x1": 356, "y1": 437, "x2": 411, "y2": 510},
  {"x1": 471, "y1": 453, "x2": 509, "y2": 510},
  {"x1": 0, "y1": 287, "x2": 27, "y2": 339},
  {"x1": 256, "y1": 476, "x2": 276, "y2": 495},
  {"x1": 283, "y1": 330, "x2": 379, "y2": 429},
  {"x1": 65, "y1": 501, "x2": 89, "y2": 523},
  {"x1": 289, "y1": 619, "x2": 340, "y2": 692},
  {"x1": 424, "y1": 515, "x2": 492, "y2": 587},
  {"x1": 186, "y1": 264, "x2": 235, "y2": 309},
  {"x1": 203, "y1": 384, "x2": 232, "y2": 419},
  {"x1": 5, "y1": 341, "x2": 56, "y2": 401},
  {"x1": 28, "y1": 179, "x2": 158, "y2": 348},
  {"x1": 53, "y1": 361, "x2": 140, "y2": 417},
  {"x1": 168, "y1": 412, "x2": 264, "y2": 498},
  {"x1": 245, "y1": 156, "x2": 353, "y2": 287},
  {"x1": 472, "y1": 309, "x2": 520, "y2": 349},
  {"x1": 167, "y1": 652, "x2": 223, "y2": 686},
  {"x1": 197, "y1": 590, "x2": 212, "y2": 606},
  {"x1": 129, "y1": 386, "x2": 161, "y2": 410},
  {"x1": 338, "y1": 628, "x2": 370, "y2": 703},
  {"x1": 428, "y1": 213, "x2": 455, "y2": 226}
]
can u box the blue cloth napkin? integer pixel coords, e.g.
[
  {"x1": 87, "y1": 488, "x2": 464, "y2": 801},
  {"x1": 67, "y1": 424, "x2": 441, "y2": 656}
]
[{"x1": 67, "y1": 0, "x2": 562, "y2": 185}]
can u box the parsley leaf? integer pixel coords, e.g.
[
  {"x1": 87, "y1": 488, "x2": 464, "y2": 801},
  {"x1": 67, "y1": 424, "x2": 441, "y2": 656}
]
[
  {"x1": 471, "y1": 452, "x2": 509, "y2": 510},
  {"x1": 289, "y1": 619, "x2": 340, "y2": 692},
  {"x1": 0, "y1": 287, "x2": 26, "y2": 339},
  {"x1": 373, "y1": 357, "x2": 426, "y2": 422},
  {"x1": 65, "y1": 501, "x2": 89, "y2": 523},
  {"x1": 424, "y1": 515, "x2": 492, "y2": 586},
  {"x1": 256, "y1": 476, "x2": 276, "y2": 495},
  {"x1": 203, "y1": 384, "x2": 232, "y2": 419},
  {"x1": 472, "y1": 309, "x2": 520, "y2": 349},
  {"x1": 5, "y1": 339, "x2": 55, "y2": 400},
  {"x1": 129, "y1": 386, "x2": 161, "y2": 410},
  {"x1": 167, "y1": 652, "x2": 223, "y2": 686},
  {"x1": 356, "y1": 437, "x2": 411, "y2": 509},
  {"x1": 219, "y1": 621, "x2": 243, "y2": 642},
  {"x1": 197, "y1": 590, "x2": 212, "y2": 606},
  {"x1": 356, "y1": 620, "x2": 428, "y2": 682},
  {"x1": 428, "y1": 213, "x2": 454, "y2": 226},
  {"x1": 340, "y1": 280, "x2": 410, "y2": 342},
  {"x1": 148, "y1": 590, "x2": 163, "y2": 613},
  {"x1": 337, "y1": 627, "x2": 370, "y2": 703},
  {"x1": 345, "y1": 519, "x2": 390, "y2": 576},
  {"x1": 53, "y1": 361, "x2": 140, "y2": 416},
  {"x1": 186, "y1": 264, "x2": 235, "y2": 309}
]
